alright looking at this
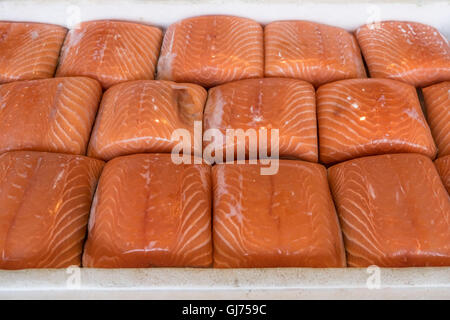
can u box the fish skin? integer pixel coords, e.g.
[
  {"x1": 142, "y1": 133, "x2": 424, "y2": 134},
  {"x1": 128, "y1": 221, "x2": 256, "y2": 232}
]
[
  {"x1": 0, "y1": 77, "x2": 102, "y2": 156},
  {"x1": 422, "y1": 81, "x2": 450, "y2": 158},
  {"x1": 0, "y1": 151, "x2": 104, "y2": 270},
  {"x1": 264, "y1": 20, "x2": 366, "y2": 87},
  {"x1": 328, "y1": 153, "x2": 450, "y2": 267},
  {"x1": 0, "y1": 22, "x2": 67, "y2": 84},
  {"x1": 56, "y1": 20, "x2": 163, "y2": 89},
  {"x1": 203, "y1": 78, "x2": 318, "y2": 162},
  {"x1": 157, "y1": 15, "x2": 264, "y2": 88},
  {"x1": 87, "y1": 80, "x2": 206, "y2": 161},
  {"x1": 212, "y1": 160, "x2": 346, "y2": 268},
  {"x1": 435, "y1": 155, "x2": 450, "y2": 194},
  {"x1": 317, "y1": 78, "x2": 437, "y2": 164},
  {"x1": 82, "y1": 153, "x2": 212, "y2": 268},
  {"x1": 356, "y1": 21, "x2": 450, "y2": 87}
]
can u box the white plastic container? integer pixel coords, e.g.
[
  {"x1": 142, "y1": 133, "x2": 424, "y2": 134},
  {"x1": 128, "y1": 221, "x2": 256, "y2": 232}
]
[{"x1": 0, "y1": 0, "x2": 449, "y2": 299}]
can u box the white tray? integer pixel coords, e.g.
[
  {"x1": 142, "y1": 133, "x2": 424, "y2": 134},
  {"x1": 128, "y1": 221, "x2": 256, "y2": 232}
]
[
  {"x1": 1, "y1": 268, "x2": 449, "y2": 299},
  {"x1": 0, "y1": 0, "x2": 449, "y2": 300}
]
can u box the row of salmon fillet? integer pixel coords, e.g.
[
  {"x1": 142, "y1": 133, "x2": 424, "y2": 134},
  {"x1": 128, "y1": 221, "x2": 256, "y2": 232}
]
[
  {"x1": 0, "y1": 77, "x2": 449, "y2": 163},
  {"x1": 0, "y1": 150, "x2": 449, "y2": 269},
  {"x1": 1, "y1": 17, "x2": 449, "y2": 89}
]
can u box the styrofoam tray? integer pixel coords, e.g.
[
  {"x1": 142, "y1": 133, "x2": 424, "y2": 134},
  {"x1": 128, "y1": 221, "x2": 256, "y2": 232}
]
[
  {"x1": 0, "y1": 0, "x2": 449, "y2": 299},
  {"x1": 1, "y1": 268, "x2": 450, "y2": 299}
]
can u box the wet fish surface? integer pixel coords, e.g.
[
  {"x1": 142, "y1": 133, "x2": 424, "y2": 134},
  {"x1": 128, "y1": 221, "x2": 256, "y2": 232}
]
[
  {"x1": 0, "y1": 22, "x2": 67, "y2": 83},
  {"x1": 328, "y1": 153, "x2": 450, "y2": 267},
  {"x1": 317, "y1": 78, "x2": 436, "y2": 164},
  {"x1": 422, "y1": 81, "x2": 450, "y2": 158},
  {"x1": 213, "y1": 160, "x2": 346, "y2": 268},
  {"x1": 203, "y1": 78, "x2": 318, "y2": 162},
  {"x1": 356, "y1": 21, "x2": 450, "y2": 87},
  {"x1": 435, "y1": 155, "x2": 450, "y2": 194},
  {"x1": 264, "y1": 20, "x2": 366, "y2": 87},
  {"x1": 83, "y1": 153, "x2": 212, "y2": 268},
  {"x1": 0, "y1": 77, "x2": 102, "y2": 155},
  {"x1": 88, "y1": 80, "x2": 206, "y2": 161},
  {"x1": 56, "y1": 20, "x2": 163, "y2": 89}
]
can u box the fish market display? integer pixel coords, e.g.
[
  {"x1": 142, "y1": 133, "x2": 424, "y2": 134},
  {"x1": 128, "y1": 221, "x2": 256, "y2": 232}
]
[
  {"x1": 56, "y1": 20, "x2": 163, "y2": 89},
  {"x1": 0, "y1": 151, "x2": 104, "y2": 269},
  {"x1": 87, "y1": 80, "x2": 206, "y2": 161},
  {"x1": 264, "y1": 21, "x2": 366, "y2": 87},
  {"x1": 435, "y1": 155, "x2": 450, "y2": 194},
  {"x1": 212, "y1": 160, "x2": 346, "y2": 268},
  {"x1": 328, "y1": 153, "x2": 450, "y2": 267},
  {"x1": 356, "y1": 21, "x2": 450, "y2": 87},
  {"x1": 203, "y1": 78, "x2": 318, "y2": 162},
  {"x1": 317, "y1": 78, "x2": 436, "y2": 164},
  {"x1": 0, "y1": 77, "x2": 102, "y2": 155},
  {"x1": 0, "y1": 14, "x2": 449, "y2": 271},
  {"x1": 83, "y1": 154, "x2": 212, "y2": 268},
  {"x1": 422, "y1": 81, "x2": 450, "y2": 157},
  {"x1": 0, "y1": 22, "x2": 67, "y2": 83},
  {"x1": 157, "y1": 15, "x2": 264, "y2": 87}
]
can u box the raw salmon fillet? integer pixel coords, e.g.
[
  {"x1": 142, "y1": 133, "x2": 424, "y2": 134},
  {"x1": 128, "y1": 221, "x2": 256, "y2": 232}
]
[
  {"x1": 87, "y1": 80, "x2": 206, "y2": 161},
  {"x1": 317, "y1": 79, "x2": 436, "y2": 164},
  {"x1": 0, "y1": 77, "x2": 102, "y2": 155},
  {"x1": 56, "y1": 20, "x2": 163, "y2": 89},
  {"x1": 328, "y1": 153, "x2": 450, "y2": 267},
  {"x1": 356, "y1": 21, "x2": 450, "y2": 87},
  {"x1": 212, "y1": 160, "x2": 346, "y2": 268},
  {"x1": 157, "y1": 15, "x2": 264, "y2": 87},
  {"x1": 83, "y1": 154, "x2": 212, "y2": 268},
  {"x1": 435, "y1": 155, "x2": 450, "y2": 194},
  {"x1": 264, "y1": 21, "x2": 366, "y2": 87},
  {"x1": 423, "y1": 81, "x2": 450, "y2": 157},
  {"x1": 0, "y1": 151, "x2": 104, "y2": 269},
  {"x1": 0, "y1": 22, "x2": 67, "y2": 83},
  {"x1": 204, "y1": 78, "x2": 317, "y2": 162}
]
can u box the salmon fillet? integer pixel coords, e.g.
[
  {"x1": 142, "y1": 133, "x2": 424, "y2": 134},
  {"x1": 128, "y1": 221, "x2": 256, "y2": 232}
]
[
  {"x1": 264, "y1": 21, "x2": 366, "y2": 87},
  {"x1": 83, "y1": 154, "x2": 212, "y2": 268},
  {"x1": 0, "y1": 77, "x2": 102, "y2": 156},
  {"x1": 0, "y1": 151, "x2": 104, "y2": 269},
  {"x1": 356, "y1": 21, "x2": 450, "y2": 87},
  {"x1": 157, "y1": 15, "x2": 264, "y2": 87},
  {"x1": 435, "y1": 155, "x2": 450, "y2": 194},
  {"x1": 0, "y1": 22, "x2": 67, "y2": 83},
  {"x1": 87, "y1": 80, "x2": 206, "y2": 161},
  {"x1": 328, "y1": 153, "x2": 450, "y2": 267},
  {"x1": 204, "y1": 78, "x2": 318, "y2": 162},
  {"x1": 213, "y1": 160, "x2": 346, "y2": 268},
  {"x1": 423, "y1": 81, "x2": 450, "y2": 158},
  {"x1": 56, "y1": 20, "x2": 163, "y2": 89},
  {"x1": 317, "y1": 79, "x2": 436, "y2": 164}
]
